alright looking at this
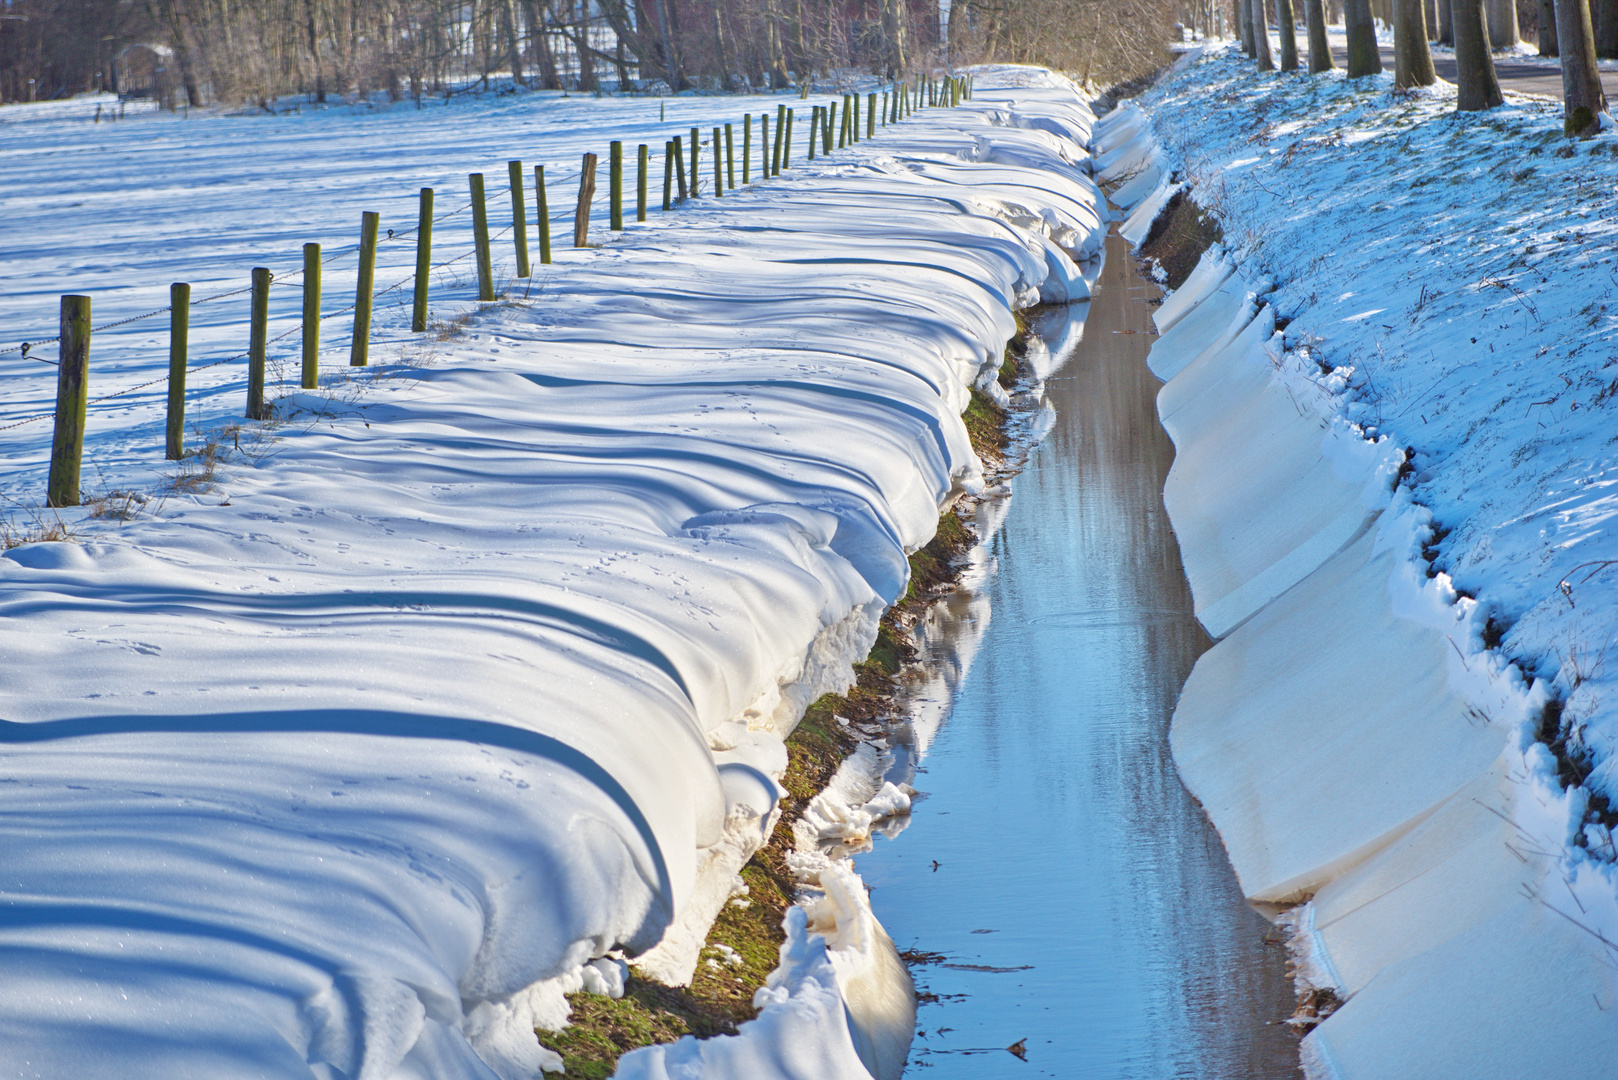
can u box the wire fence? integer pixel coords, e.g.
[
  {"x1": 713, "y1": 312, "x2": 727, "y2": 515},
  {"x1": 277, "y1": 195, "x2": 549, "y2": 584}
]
[{"x1": 1, "y1": 75, "x2": 971, "y2": 472}]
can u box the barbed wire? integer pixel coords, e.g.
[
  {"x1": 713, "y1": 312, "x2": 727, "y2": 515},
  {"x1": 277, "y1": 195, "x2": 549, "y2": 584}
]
[
  {"x1": 0, "y1": 219, "x2": 519, "y2": 432},
  {"x1": 1, "y1": 183, "x2": 516, "y2": 363}
]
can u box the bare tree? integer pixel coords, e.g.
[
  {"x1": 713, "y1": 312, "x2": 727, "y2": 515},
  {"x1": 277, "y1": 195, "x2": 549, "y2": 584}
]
[
  {"x1": 1595, "y1": 0, "x2": 1618, "y2": 56},
  {"x1": 1345, "y1": 0, "x2": 1384, "y2": 73},
  {"x1": 1306, "y1": 0, "x2": 1336, "y2": 67},
  {"x1": 1554, "y1": 0, "x2": 1606, "y2": 133},
  {"x1": 1486, "y1": 0, "x2": 1519, "y2": 44},
  {"x1": 1438, "y1": 0, "x2": 1455, "y2": 41},
  {"x1": 1277, "y1": 0, "x2": 1300, "y2": 66},
  {"x1": 1453, "y1": 0, "x2": 1504, "y2": 107},
  {"x1": 1253, "y1": 0, "x2": 1276, "y2": 65},
  {"x1": 1540, "y1": 0, "x2": 1562, "y2": 50},
  {"x1": 1395, "y1": 0, "x2": 1437, "y2": 83}
]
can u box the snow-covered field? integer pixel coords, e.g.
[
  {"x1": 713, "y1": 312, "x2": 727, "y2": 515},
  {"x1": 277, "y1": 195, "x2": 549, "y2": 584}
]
[
  {"x1": 1105, "y1": 46, "x2": 1618, "y2": 1080},
  {"x1": 0, "y1": 71, "x2": 1105, "y2": 1078}
]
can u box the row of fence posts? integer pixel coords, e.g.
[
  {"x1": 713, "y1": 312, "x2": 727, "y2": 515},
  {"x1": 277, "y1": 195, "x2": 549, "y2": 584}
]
[{"x1": 40, "y1": 73, "x2": 975, "y2": 509}]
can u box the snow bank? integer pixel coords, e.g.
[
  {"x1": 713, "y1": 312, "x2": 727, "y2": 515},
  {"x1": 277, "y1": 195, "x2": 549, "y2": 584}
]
[
  {"x1": 0, "y1": 67, "x2": 1103, "y2": 1079},
  {"x1": 1104, "y1": 56, "x2": 1618, "y2": 1079}
]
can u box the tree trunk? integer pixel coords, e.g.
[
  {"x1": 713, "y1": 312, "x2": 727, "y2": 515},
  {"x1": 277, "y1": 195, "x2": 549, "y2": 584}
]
[
  {"x1": 1453, "y1": 0, "x2": 1505, "y2": 105},
  {"x1": 1308, "y1": 0, "x2": 1337, "y2": 65},
  {"x1": 1541, "y1": 0, "x2": 1561, "y2": 50},
  {"x1": 1487, "y1": 0, "x2": 1519, "y2": 44},
  {"x1": 1253, "y1": 0, "x2": 1276, "y2": 64},
  {"x1": 1555, "y1": 0, "x2": 1607, "y2": 133},
  {"x1": 1345, "y1": 0, "x2": 1384, "y2": 72},
  {"x1": 1595, "y1": 0, "x2": 1618, "y2": 56},
  {"x1": 502, "y1": 0, "x2": 524, "y2": 85},
  {"x1": 1427, "y1": 0, "x2": 1440, "y2": 36},
  {"x1": 1395, "y1": 0, "x2": 1438, "y2": 82},
  {"x1": 1241, "y1": 0, "x2": 1255, "y2": 52},
  {"x1": 303, "y1": 0, "x2": 325, "y2": 101},
  {"x1": 1439, "y1": 0, "x2": 1456, "y2": 41},
  {"x1": 1278, "y1": 0, "x2": 1301, "y2": 65}
]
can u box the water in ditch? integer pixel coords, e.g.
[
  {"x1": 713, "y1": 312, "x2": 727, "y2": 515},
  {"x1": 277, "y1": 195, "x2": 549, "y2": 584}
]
[{"x1": 861, "y1": 229, "x2": 1302, "y2": 1078}]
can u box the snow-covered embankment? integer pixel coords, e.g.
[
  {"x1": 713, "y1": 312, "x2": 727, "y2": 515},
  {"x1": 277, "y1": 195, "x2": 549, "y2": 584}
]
[
  {"x1": 0, "y1": 69, "x2": 1104, "y2": 1079},
  {"x1": 1097, "y1": 56, "x2": 1618, "y2": 1080}
]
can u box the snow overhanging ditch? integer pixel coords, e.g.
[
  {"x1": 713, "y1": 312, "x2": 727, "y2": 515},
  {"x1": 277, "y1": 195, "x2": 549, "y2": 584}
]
[
  {"x1": 0, "y1": 66, "x2": 1106, "y2": 1080},
  {"x1": 1097, "y1": 82, "x2": 1618, "y2": 1079}
]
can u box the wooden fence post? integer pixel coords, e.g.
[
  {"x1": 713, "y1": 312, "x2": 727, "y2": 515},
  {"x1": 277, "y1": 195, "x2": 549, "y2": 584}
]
[
  {"x1": 772, "y1": 104, "x2": 785, "y2": 173},
  {"x1": 743, "y1": 114, "x2": 752, "y2": 184},
  {"x1": 881, "y1": 92, "x2": 888, "y2": 126},
  {"x1": 712, "y1": 127, "x2": 723, "y2": 195},
  {"x1": 663, "y1": 141, "x2": 674, "y2": 210},
  {"x1": 688, "y1": 127, "x2": 699, "y2": 196},
  {"x1": 609, "y1": 141, "x2": 623, "y2": 229},
  {"x1": 574, "y1": 152, "x2": 597, "y2": 247},
  {"x1": 637, "y1": 143, "x2": 649, "y2": 222},
  {"x1": 760, "y1": 113, "x2": 769, "y2": 178},
  {"x1": 839, "y1": 97, "x2": 850, "y2": 147},
  {"x1": 673, "y1": 137, "x2": 687, "y2": 199},
  {"x1": 46, "y1": 295, "x2": 90, "y2": 508},
  {"x1": 535, "y1": 166, "x2": 552, "y2": 264},
  {"x1": 823, "y1": 101, "x2": 834, "y2": 152},
  {"x1": 166, "y1": 284, "x2": 188, "y2": 460},
  {"x1": 303, "y1": 243, "x2": 321, "y2": 387},
  {"x1": 246, "y1": 267, "x2": 271, "y2": 419},
  {"x1": 508, "y1": 161, "x2": 530, "y2": 277},
  {"x1": 351, "y1": 211, "x2": 380, "y2": 364},
  {"x1": 725, "y1": 123, "x2": 735, "y2": 189},
  {"x1": 867, "y1": 92, "x2": 876, "y2": 137},
  {"x1": 411, "y1": 189, "x2": 431, "y2": 332},
  {"x1": 469, "y1": 174, "x2": 494, "y2": 302},
  {"x1": 808, "y1": 106, "x2": 819, "y2": 160},
  {"x1": 783, "y1": 110, "x2": 794, "y2": 167}
]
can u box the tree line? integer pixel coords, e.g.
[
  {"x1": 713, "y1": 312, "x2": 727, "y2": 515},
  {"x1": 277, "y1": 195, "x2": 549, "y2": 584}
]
[
  {"x1": 0, "y1": 0, "x2": 1179, "y2": 107},
  {"x1": 1188, "y1": 0, "x2": 1608, "y2": 135}
]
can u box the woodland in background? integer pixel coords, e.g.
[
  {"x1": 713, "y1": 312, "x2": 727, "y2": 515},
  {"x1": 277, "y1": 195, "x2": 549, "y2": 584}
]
[{"x1": 0, "y1": 0, "x2": 1177, "y2": 106}]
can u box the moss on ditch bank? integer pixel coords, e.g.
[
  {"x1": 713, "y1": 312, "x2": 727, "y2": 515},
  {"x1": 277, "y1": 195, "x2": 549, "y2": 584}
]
[{"x1": 535, "y1": 332, "x2": 1023, "y2": 1076}]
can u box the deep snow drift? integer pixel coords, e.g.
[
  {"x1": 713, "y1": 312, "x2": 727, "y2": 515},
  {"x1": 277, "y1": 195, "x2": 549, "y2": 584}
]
[
  {"x1": 1101, "y1": 46, "x2": 1618, "y2": 1080},
  {"x1": 0, "y1": 70, "x2": 1105, "y2": 1078}
]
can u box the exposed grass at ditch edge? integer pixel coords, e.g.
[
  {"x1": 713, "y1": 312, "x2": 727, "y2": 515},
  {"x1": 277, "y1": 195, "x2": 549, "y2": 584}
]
[{"x1": 535, "y1": 335, "x2": 1022, "y2": 1077}]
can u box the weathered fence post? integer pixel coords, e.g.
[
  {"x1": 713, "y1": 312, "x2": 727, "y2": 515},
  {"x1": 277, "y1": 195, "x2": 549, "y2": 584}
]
[
  {"x1": 772, "y1": 104, "x2": 785, "y2": 174},
  {"x1": 637, "y1": 143, "x2": 649, "y2": 222},
  {"x1": 469, "y1": 174, "x2": 495, "y2": 302},
  {"x1": 839, "y1": 96, "x2": 850, "y2": 147},
  {"x1": 759, "y1": 114, "x2": 769, "y2": 180},
  {"x1": 725, "y1": 123, "x2": 735, "y2": 189},
  {"x1": 303, "y1": 243, "x2": 321, "y2": 387},
  {"x1": 609, "y1": 141, "x2": 624, "y2": 229},
  {"x1": 535, "y1": 166, "x2": 552, "y2": 265},
  {"x1": 673, "y1": 137, "x2": 688, "y2": 199},
  {"x1": 411, "y1": 189, "x2": 431, "y2": 333},
  {"x1": 166, "y1": 284, "x2": 188, "y2": 460},
  {"x1": 689, "y1": 127, "x2": 699, "y2": 195},
  {"x1": 743, "y1": 114, "x2": 752, "y2": 184},
  {"x1": 867, "y1": 93, "x2": 876, "y2": 137},
  {"x1": 663, "y1": 141, "x2": 675, "y2": 210},
  {"x1": 351, "y1": 210, "x2": 380, "y2": 364},
  {"x1": 808, "y1": 106, "x2": 819, "y2": 160},
  {"x1": 508, "y1": 160, "x2": 530, "y2": 276},
  {"x1": 246, "y1": 267, "x2": 271, "y2": 419},
  {"x1": 881, "y1": 92, "x2": 889, "y2": 126},
  {"x1": 46, "y1": 295, "x2": 90, "y2": 508},
  {"x1": 712, "y1": 127, "x2": 723, "y2": 195},
  {"x1": 783, "y1": 110, "x2": 794, "y2": 167},
  {"x1": 574, "y1": 152, "x2": 597, "y2": 247},
  {"x1": 823, "y1": 101, "x2": 834, "y2": 152}
]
